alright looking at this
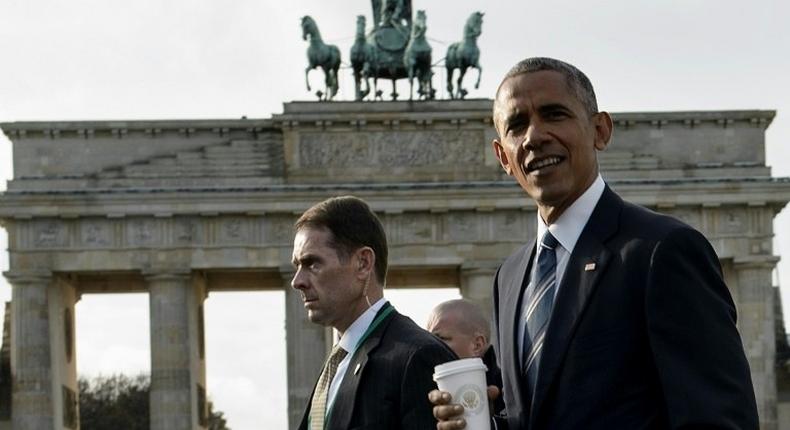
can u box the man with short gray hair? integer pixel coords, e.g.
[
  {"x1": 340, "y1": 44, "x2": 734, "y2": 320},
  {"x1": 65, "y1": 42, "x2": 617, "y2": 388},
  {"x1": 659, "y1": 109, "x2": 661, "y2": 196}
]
[
  {"x1": 427, "y1": 299, "x2": 490, "y2": 359},
  {"x1": 427, "y1": 299, "x2": 504, "y2": 414}
]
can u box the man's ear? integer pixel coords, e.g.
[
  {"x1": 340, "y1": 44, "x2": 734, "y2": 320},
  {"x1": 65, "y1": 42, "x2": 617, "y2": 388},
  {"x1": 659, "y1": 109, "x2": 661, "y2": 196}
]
[
  {"x1": 492, "y1": 139, "x2": 512, "y2": 176},
  {"x1": 354, "y1": 247, "x2": 375, "y2": 280},
  {"x1": 472, "y1": 334, "x2": 487, "y2": 356},
  {"x1": 593, "y1": 111, "x2": 613, "y2": 151}
]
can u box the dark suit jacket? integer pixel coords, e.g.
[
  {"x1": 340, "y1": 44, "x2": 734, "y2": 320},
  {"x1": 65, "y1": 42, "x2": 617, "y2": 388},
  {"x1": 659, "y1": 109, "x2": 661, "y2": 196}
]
[
  {"x1": 492, "y1": 186, "x2": 758, "y2": 429},
  {"x1": 298, "y1": 304, "x2": 457, "y2": 430},
  {"x1": 482, "y1": 345, "x2": 505, "y2": 415}
]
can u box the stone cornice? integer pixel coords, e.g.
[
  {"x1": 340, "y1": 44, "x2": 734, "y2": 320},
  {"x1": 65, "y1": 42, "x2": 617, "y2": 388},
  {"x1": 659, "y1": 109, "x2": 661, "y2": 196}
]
[
  {"x1": 0, "y1": 177, "x2": 788, "y2": 219},
  {"x1": 273, "y1": 106, "x2": 775, "y2": 130},
  {"x1": 3, "y1": 270, "x2": 53, "y2": 284},
  {"x1": 0, "y1": 118, "x2": 276, "y2": 139},
  {"x1": 733, "y1": 255, "x2": 782, "y2": 269},
  {"x1": 281, "y1": 99, "x2": 494, "y2": 114},
  {"x1": 277, "y1": 101, "x2": 775, "y2": 121},
  {"x1": 1, "y1": 109, "x2": 775, "y2": 137},
  {"x1": 610, "y1": 110, "x2": 775, "y2": 127},
  {"x1": 1, "y1": 176, "x2": 787, "y2": 193},
  {"x1": 273, "y1": 100, "x2": 493, "y2": 129}
]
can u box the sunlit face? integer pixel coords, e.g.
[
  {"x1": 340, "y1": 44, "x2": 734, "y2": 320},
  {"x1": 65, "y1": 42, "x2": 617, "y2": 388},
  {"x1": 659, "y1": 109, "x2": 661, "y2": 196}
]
[
  {"x1": 427, "y1": 310, "x2": 484, "y2": 359},
  {"x1": 492, "y1": 70, "x2": 612, "y2": 223},
  {"x1": 291, "y1": 227, "x2": 367, "y2": 333}
]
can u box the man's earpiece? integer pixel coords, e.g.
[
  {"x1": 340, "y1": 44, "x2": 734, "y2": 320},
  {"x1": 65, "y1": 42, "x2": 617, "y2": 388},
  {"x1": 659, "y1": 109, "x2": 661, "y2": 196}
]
[{"x1": 363, "y1": 275, "x2": 372, "y2": 307}]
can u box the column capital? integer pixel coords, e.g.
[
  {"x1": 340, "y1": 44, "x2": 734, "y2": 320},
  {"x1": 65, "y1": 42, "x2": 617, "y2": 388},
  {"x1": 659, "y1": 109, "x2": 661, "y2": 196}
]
[
  {"x1": 3, "y1": 269, "x2": 52, "y2": 285},
  {"x1": 460, "y1": 261, "x2": 500, "y2": 275},
  {"x1": 142, "y1": 269, "x2": 192, "y2": 283},
  {"x1": 733, "y1": 255, "x2": 781, "y2": 270}
]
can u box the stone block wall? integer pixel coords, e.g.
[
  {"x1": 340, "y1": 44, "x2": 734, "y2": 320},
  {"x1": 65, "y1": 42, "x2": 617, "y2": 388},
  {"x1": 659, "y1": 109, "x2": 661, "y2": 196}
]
[{"x1": 1, "y1": 101, "x2": 788, "y2": 429}]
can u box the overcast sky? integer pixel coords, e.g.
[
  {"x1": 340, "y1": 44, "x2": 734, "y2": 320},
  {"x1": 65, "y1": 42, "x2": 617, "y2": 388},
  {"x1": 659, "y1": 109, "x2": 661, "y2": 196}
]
[{"x1": 1, "y1": 1, "x2": 789, "y2": 428}]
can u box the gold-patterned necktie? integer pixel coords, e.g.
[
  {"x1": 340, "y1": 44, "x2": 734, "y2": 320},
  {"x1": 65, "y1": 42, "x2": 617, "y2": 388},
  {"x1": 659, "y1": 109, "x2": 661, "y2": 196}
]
[{"x1": 310, "y1": 344, "x2": 348, "y2": 430}]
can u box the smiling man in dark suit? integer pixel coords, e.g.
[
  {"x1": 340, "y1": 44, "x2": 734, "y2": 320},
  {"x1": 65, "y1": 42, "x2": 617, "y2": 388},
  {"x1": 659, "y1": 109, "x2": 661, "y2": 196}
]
[
  {"x1": 432, "y1": 57, "x2": 758, "y2": 429},
  {"x1": 292, "y1": 195, "x2": 455, "y2": 430}
]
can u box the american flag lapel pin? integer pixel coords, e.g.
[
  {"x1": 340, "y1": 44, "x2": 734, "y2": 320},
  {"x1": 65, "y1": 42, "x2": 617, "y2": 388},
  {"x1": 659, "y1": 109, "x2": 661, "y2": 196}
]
[{"x1": 584, "y1": 262, "x2": 596, "y2": 272}]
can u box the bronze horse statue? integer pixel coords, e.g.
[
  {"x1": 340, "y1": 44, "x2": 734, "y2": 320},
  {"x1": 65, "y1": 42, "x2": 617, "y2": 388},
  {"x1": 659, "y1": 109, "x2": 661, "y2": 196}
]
[
  {"x1": 306, "y1": 2, "x2": 483, "y2": 102},
  {"x1": 350, "y1": 15, "x2": 377, "y2": 101},
  {"x1": 301, "y1": 15, "x2": 341, "y2": 101},
  {"x1": 404, "y1": 10, "x2": 434, "y2": 100},
  {"x1": 350, "y1": 0, "x2": 413, "y2": 100},
  {"x1": 445, "y1": 11, "x2": 483, "y2": 99}
]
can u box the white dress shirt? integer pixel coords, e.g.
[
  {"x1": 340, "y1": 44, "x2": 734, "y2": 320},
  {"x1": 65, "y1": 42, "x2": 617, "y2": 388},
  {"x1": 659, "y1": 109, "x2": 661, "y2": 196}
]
[
  {"x1": 326, "y1": 297, "x2": 388, "y2": 413},
  {"x1": 517, "y1": 175, "x2": 605, "y2": 363}
]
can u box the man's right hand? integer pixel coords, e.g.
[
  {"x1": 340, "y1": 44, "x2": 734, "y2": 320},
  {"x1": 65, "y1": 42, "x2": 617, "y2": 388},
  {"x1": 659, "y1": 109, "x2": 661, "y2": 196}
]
[
  {"x1": 429, "y1": 386, "x2": 501, "y2": 429},
  {"x1": 429, "y1": 389, "x2": 466, "y2": 429}
]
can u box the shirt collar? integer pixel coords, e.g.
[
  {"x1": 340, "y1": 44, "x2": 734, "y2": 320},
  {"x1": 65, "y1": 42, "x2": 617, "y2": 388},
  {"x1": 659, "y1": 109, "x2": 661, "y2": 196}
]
[
  {"x1": 537, "y1": 175, "x2": 605, "y2": 254},
  {"x1": 336, "y1": 297, "x2": 388, "y2": 354}
]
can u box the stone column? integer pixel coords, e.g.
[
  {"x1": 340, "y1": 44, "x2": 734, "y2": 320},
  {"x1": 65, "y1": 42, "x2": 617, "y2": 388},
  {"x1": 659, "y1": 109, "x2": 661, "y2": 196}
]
[
  {"x1": 282, "y1": 269, "x2": 328, "y2": 430},
  {"x1": 6, "y1": 271, "x2": 54, "y2": 430},
  {"x1": 733, "y1": 256, "x2": 779, "y2": 430},
  {"x1": 49, "y1": 276, "x2": 79, "y2": 430},
  {"x1": 460, "y1": 262, "x2": 499, "y2": 344},
  {"x1": 192, "y1": 274, "x2": 208, "y2": 430},
  {"x1": 146, "y1": 271, "x2": 207, "y2": 430}
]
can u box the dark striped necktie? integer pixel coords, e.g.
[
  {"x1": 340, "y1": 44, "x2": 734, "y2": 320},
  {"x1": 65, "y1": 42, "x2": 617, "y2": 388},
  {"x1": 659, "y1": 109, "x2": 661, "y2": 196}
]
[{"x1": 522, "y1": 231, "x2": 559, "y2": 394}]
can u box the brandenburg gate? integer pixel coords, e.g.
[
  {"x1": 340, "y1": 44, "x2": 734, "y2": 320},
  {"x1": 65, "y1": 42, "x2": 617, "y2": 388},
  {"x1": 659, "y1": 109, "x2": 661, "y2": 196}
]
[{"x1": 1, "y1": 100, "x2": 789, "y2": 429}]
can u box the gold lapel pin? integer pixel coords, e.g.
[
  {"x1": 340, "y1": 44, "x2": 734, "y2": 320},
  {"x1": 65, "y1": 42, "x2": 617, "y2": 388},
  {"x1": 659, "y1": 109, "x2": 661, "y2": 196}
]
[
  {"x1": 584, "y1": 263, "x2": 596, "y2": 271},
  {"x1": 354, "y1": 363, "x2": 362, "y2": 375}
]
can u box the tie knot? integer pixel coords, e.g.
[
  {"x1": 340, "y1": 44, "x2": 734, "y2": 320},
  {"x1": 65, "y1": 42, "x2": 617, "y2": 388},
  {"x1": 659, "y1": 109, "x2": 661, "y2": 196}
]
[
  {"x1": 540, "y1": 231, "x2": 559, "y2": 250},
  {"x1": 329, "y1": 345, "x2": 347, "y2": 363}
]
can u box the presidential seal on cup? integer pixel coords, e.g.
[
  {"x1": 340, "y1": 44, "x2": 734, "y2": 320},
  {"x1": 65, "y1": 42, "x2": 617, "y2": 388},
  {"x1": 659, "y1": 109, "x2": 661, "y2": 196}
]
[{"x1": 433, "y1": 357, "x2": 490, "y2": 430}]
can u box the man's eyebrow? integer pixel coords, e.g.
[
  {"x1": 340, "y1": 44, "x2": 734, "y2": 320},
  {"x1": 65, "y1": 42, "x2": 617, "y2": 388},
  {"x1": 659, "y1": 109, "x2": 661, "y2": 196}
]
[
  {"x1": 503, "y1": 111, "x2": 527, "y2": 127},
  {"x1": 537, "y1": 103, "x2": 571, "y2": 114},
  {"x1": 292, "y1": 253, "x2": 319, "y2": 266}
]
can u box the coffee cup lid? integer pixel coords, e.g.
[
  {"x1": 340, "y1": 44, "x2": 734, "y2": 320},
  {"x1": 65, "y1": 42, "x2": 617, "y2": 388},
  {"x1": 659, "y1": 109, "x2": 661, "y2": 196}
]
[{"x1": 433, "y1": 357, "x2": 488, "y2": 380}]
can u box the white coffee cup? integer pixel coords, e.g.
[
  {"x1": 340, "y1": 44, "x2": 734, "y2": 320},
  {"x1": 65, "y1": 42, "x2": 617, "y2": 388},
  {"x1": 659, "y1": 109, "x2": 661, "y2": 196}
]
[{"x1": 433, "y1": 357, "x2": 491, "y2": 430}]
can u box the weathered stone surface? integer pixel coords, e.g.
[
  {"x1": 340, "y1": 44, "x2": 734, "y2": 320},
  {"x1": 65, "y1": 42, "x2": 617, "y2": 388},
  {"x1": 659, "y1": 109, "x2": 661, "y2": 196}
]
[
  {"x1": 735, "y1": 259, "x2": 780, "y2": 430},
  {"x1": 298, "y1": 129, "x2": 483, "y2": 168},
  {"x1": 7, "y1": 273, "x2": 55, "y2": 430},
  {"x1": 1, "y1": 102, "x2": 789, "y2": 429},
  {"x1": 147, "y1": 272, "x2": 206, "y2": 430}
]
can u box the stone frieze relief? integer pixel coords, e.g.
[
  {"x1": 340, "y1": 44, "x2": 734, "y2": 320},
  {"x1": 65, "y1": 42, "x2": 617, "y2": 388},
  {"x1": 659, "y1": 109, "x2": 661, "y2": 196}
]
[
  {"x1": 13, "y1": 210, "x2": 591, "y2": 252},
  {"x1": 298, "y1": 130, "x2": 484, "y2": 168}
]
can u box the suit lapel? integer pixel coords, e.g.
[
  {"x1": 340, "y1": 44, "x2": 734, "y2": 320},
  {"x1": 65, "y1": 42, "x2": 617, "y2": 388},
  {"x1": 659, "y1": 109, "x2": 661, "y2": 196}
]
[
  {"x1": 298, "y1": 377, "x2": 320, "y2": 430},
  {"x1": 502, "y1": 241, "x2": 536, "y2": 408},
  {"x1": 529, "y1": 187, "x2": 622, "y2": 425},
  {"x1": 325, "y1": 306, "x2": 396, "y2": 430}
]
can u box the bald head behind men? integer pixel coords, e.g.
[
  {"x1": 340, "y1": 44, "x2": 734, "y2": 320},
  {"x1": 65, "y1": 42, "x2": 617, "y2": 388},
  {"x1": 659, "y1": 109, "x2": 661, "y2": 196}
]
[{"x1": 427, "y1": 299, "x2": 490, "y2": 359}]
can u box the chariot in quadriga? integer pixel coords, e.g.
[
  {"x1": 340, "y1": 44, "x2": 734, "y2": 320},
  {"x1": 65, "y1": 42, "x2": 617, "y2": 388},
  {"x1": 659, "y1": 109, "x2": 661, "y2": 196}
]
[{"x1": 301, "y1": 0, "x2": 483, "y2": 101}]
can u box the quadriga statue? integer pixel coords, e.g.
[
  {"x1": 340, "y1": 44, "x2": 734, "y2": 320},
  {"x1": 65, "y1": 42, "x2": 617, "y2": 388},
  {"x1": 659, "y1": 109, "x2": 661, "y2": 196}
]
[
  {"x1": 301, "y1": 15, "x2": 341, "y2": 101},
  {"x1": 446, "y1": 11, "x2": 483, "y2": 99},
  {"x1": 303, "y1": 2, "x2": 484, "y2": 101}
]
